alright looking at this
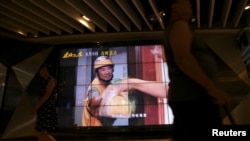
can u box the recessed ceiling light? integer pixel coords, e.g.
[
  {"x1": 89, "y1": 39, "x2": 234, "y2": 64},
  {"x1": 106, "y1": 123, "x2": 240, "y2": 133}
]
[
  {"x1": 245, "y1": 4, "x2": 250, "y2": 10},
  {"x1": 17, "y1": 30, "x2": 26, "y2": 36},
  {"x1": 82, "y1": 15, "x2": 90, "y2": 21}
]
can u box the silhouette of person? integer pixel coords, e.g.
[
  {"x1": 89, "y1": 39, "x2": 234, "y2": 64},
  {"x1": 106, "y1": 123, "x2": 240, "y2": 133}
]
[
  {"x1": 30, "y1": 64, "x2": 58, "y2": 141},
  {"x1": 164, "y1": 0, "x2": 230, "y2": 140}
]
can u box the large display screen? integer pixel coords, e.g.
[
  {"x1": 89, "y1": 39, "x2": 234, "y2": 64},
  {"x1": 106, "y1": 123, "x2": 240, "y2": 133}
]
[{"x1": 57, "y1": 43, "x2": 173, "y2": 129}]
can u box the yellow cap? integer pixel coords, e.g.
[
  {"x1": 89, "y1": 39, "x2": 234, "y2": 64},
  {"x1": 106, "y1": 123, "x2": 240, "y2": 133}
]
[{"x1": 94, "y1": 56, "x2": 114, "y2": 70}]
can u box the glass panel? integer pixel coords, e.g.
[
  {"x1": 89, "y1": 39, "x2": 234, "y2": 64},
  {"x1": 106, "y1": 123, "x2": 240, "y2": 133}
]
[{"x1": 0, "y1": 62, "x2": 7, "y2": 109}]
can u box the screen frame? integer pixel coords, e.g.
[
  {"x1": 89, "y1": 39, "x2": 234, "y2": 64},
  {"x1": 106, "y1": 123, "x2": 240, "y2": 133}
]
[{"x1": 54, "y1": 40, "x2": 173, "y2": 139}]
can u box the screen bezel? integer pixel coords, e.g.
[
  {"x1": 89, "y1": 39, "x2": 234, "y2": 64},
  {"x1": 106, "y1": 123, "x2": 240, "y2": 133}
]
[{"x1": 54, "y1": 40, "x2": 173, "y2": 138}]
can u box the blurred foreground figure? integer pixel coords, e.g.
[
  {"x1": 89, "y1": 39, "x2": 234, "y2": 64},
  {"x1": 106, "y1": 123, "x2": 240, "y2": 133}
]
[{"x1": 164, "y1": 0, "x2": 230, "y2": 140}]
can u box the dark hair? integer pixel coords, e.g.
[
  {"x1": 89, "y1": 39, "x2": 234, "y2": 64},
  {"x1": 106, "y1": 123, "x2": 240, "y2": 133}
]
[
  {"x1": 43, "y1": 64, "x2": 54, "y2": 76},
  {"x1": 161, "y1": 0, "x2": 195, "y2": 26},
  {"x1": 158, "y1": 0, "x2": 175, "y2": 26}
]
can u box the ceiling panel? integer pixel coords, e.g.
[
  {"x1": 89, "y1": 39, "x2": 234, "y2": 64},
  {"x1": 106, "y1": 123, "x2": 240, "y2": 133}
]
[{"x1": 0, "y1": 0, "x2": 249, "y2": 43}]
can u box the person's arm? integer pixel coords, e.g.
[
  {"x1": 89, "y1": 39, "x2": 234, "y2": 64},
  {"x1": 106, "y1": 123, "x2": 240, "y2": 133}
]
[
  {"x1": 169, "y1": 20, "x2": 229, "y2": 106},
  {"x1": 30, "y1": 78, "x2": 56, "y2": 114},
  {"x1": 117, "y1": 78, "x2": 168, "y2": 98}
]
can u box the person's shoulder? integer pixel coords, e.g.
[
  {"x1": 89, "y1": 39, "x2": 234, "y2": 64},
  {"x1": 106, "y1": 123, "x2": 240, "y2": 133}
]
[
  {"x1": 48, "y1": 76, "x2": 56, "y2": 81},
  {"x1": 48, "y1": 77, "x2": 56, "y2": 84}
]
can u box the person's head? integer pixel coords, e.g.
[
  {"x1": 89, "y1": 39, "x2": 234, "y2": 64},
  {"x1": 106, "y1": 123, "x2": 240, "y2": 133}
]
[
  {"x1": 165, "y1": 0, "x2": 193, "y2": 23},
  {"x1": 94, "y1": 56, "x2": 114, "y2": 83},
  {"x1": 39, "y1": 64, "x2": 54, "y2": 79}
]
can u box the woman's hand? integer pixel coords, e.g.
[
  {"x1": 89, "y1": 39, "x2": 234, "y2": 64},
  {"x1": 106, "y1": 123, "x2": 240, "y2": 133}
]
[{"x1": 209, "y1": 87, "x2": 230, "y2": 109}]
